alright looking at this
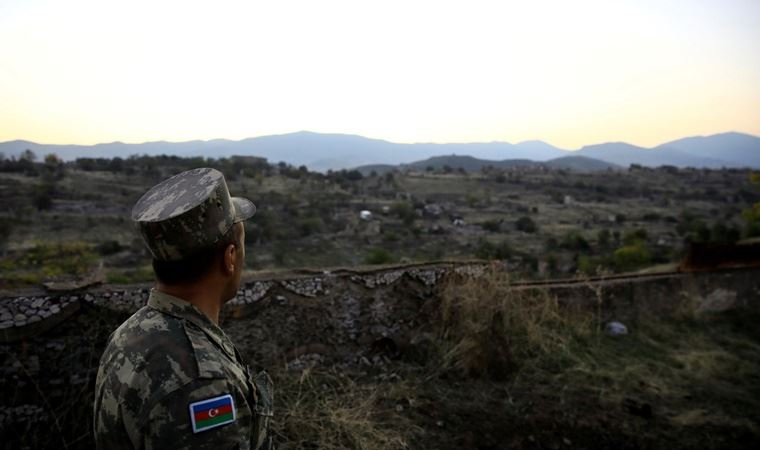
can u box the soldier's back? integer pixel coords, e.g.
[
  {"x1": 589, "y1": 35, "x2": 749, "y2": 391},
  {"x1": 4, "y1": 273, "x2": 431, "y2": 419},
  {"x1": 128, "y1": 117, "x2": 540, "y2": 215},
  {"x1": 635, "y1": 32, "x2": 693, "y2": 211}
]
[{"x1": 94, "y1": 290, "x2": 269, "y2": 450}]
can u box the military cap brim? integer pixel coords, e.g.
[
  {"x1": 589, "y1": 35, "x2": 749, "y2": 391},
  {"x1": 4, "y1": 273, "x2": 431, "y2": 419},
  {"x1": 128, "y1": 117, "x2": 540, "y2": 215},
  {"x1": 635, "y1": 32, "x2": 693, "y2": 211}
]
[{"x1": 232, "y1": 197, "x2": 256, "y2": 222}]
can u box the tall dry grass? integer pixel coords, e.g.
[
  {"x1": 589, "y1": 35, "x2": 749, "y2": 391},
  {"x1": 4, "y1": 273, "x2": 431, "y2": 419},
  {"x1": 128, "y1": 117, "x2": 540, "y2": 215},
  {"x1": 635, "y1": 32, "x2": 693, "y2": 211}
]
[
  {"x1": 436, "y1": 271, "x2": 596, "y2": 379},
  {"x1": 272, "y1": 367, "x2": 419, "y2": 450}
]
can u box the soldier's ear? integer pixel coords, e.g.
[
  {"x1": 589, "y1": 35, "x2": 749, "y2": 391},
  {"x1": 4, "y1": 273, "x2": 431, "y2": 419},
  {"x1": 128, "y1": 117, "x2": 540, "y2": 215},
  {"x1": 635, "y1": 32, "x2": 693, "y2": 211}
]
[{"x1": 223, "y1": 243, "x2": 237, "y2": 275}]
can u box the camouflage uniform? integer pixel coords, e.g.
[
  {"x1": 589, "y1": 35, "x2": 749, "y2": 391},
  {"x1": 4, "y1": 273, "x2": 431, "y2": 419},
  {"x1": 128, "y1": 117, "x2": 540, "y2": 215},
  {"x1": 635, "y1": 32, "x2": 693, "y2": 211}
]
[{"x1": 93, "y1": 168, "x2": 272, "y2": 449}]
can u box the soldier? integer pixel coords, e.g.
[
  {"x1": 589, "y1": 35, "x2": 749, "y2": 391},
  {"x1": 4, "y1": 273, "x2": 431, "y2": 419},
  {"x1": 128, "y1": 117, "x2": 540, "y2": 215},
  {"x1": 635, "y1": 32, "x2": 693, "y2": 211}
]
[{"x1": 93, "y1": 167, "x2": 273, "y2": 449}]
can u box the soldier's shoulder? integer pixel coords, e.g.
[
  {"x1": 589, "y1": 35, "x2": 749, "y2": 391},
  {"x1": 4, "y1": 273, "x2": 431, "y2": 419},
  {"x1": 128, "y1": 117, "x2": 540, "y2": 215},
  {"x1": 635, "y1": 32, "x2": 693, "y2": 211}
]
[
  {"x1": 105, "y1": 307, "x2": 193, "y2": 365},
  {"x1": 98, "y1": 307, "x2": 201, "y2": 402}
]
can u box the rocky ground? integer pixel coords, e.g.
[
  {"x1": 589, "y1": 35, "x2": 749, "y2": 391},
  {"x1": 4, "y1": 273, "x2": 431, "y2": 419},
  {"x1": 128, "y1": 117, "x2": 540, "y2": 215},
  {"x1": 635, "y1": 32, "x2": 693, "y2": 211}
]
[{"x1": 1, "y1": 263, "x2": 759, "y2": 449}]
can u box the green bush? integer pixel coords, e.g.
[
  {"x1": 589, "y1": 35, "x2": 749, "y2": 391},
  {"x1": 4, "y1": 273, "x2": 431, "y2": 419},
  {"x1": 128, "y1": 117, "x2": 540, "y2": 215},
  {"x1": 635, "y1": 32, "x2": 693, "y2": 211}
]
[
  {"x1": 622, "y1": 229, "x2": 648, "y2": 246},
  {"x1": 612, "y1": 243, "x2": 651, "y2": 272},
  {"x1": 365, "y1": 248, "x2": 397, "y2": 265}
]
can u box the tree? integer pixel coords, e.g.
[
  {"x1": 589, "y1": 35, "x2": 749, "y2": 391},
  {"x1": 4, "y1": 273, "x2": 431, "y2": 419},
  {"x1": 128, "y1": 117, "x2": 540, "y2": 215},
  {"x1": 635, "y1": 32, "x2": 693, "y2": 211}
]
[
  {"x1": 743, "y1": 172, "x2": 760, "y2": 237},
  {"x1": 597, "y1": 229, "x2": 611, "y2": 248},
  {"x1": 33, "y1": 183, "x2": 54, "y2": 210},
  {"x1": 44, "y1": 153, "x2": 61, "y2": 165},
  {"x1": 20, "y1": 149, "x2": 37, "y2": 162},
  {"x1": 0, "y1": 219, "x2": 11, "y2": 251}
]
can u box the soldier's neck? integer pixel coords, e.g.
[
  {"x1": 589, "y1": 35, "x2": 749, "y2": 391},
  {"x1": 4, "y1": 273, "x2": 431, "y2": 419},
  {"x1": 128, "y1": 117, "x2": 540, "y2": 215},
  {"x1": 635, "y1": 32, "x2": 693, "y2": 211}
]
[{"x1": 156, "y1": 281, "x2": 223, "y2": 325}]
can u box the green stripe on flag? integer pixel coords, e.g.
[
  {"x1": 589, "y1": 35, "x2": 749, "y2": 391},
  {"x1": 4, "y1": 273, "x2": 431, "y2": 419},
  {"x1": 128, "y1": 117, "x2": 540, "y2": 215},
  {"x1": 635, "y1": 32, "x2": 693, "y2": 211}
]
[{"x1": 197, "y1": 412, "x2": 234, "y2": 429}]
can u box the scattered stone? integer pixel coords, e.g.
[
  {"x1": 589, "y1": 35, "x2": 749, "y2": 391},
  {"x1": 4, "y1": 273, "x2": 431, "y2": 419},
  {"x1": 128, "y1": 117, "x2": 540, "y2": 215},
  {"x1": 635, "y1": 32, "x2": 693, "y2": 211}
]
[
  {"x1": 605, "y1": 321, "x2": 628, "y2": 336},
  {"x1": 697, "y1": 289, "x2": 737, "y2": 313}
]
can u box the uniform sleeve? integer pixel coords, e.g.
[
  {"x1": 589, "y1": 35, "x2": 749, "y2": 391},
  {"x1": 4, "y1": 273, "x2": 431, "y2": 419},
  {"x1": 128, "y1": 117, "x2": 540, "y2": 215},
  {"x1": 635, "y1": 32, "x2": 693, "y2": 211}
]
[{"x1": 144, "y1": 378, "x2": 253, "y2": 450}]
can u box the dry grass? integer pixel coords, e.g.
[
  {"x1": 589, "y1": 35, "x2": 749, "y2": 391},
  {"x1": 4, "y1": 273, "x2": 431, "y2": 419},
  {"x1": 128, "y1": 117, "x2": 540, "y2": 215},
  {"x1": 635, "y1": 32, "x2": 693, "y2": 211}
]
[
  {"x1": 436, "y1": 270, "x2": 596, "y2": 379},
  {"x1": 272, "y1": 367, "x2": 419, "y2": 450}
]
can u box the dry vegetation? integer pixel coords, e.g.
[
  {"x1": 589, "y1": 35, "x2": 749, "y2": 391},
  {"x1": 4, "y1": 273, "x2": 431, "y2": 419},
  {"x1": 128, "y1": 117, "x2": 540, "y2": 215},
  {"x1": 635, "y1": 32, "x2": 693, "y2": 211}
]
[{"x1": 249, "y1": 272, "x2": 759, "y2": 449}]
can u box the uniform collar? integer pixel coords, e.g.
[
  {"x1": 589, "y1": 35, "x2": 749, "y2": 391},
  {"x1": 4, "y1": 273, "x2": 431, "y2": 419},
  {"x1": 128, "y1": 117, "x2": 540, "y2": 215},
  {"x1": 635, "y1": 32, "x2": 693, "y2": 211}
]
[{"x1": 147, "y1": 288, "x2": 236, "y2": 358}]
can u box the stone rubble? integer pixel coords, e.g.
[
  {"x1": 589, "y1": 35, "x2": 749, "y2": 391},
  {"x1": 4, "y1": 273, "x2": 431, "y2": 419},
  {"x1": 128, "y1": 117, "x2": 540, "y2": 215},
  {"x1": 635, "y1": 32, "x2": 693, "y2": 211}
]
[
  {"x1": 408, "y1": 268, "x2": 446, "y2": 286},
  {"x1": 351, "y1": 270, "x2": 405, "y2": 288},
  {"x1": 280, "y1": 278, "x2": 326, "y2": 297},
  {"x1": 229, "y1": 281, "x2": 273, "y2": 306},
  {"x1": 0, "y1": 404, "x2": 47, "y2": 430}
]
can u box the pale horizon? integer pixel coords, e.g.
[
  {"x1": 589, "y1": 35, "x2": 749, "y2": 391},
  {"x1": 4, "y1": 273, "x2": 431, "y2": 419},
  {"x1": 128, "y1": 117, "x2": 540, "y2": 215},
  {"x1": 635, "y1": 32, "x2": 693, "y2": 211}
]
[{"x1": 1, "y1": 0, "x2": 759, "y2": 149}]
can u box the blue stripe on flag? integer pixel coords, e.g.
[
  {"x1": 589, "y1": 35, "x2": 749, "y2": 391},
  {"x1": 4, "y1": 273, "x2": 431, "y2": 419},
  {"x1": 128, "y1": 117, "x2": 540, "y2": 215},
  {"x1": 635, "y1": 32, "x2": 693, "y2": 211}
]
[{"x1": 191, "y1": 396, "x2": 232, "y2": 413}]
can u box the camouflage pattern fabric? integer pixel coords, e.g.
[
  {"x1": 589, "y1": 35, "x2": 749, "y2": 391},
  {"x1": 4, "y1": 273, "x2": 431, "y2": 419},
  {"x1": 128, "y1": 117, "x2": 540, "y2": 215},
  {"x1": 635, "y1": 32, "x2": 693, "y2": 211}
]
[
  {"x1": 131, "y1": 167, "x2": 256, "y2": 261},
  {"x1": 94, "y1": 290, "x2": 273, "y2": 449}
]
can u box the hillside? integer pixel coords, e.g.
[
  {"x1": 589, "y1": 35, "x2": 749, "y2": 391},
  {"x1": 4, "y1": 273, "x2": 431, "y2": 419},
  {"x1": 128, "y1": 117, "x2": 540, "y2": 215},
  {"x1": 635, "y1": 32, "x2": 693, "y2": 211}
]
[{"x1": 659, "y1": 131, "x2": 760, "y2": 167}]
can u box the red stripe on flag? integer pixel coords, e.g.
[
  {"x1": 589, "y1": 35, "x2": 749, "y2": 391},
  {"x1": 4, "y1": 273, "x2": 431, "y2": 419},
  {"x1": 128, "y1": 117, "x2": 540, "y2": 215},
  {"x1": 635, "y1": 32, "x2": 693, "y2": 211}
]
[{"x1": 194, "y1": 404, "x2": 233, "y2": 422}]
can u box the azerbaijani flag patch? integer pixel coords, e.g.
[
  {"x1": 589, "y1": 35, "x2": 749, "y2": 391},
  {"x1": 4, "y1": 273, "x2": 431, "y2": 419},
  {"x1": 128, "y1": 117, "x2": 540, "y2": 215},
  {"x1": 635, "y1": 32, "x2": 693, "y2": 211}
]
[{"x1": 189, "y1": 394, "x2": 236, "y2": 433}]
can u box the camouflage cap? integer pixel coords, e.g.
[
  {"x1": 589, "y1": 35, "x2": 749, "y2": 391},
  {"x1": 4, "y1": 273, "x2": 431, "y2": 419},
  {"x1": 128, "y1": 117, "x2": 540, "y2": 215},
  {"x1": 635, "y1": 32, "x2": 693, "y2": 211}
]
[{"x1": 132, "y1": 168, "x2": 256, "y2": 261}]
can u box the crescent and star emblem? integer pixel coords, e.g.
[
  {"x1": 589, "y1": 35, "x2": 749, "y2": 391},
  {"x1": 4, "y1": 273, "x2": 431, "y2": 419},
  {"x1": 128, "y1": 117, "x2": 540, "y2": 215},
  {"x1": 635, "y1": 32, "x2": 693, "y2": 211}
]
[{"x1": 209, "y1": 408, "x2": 218, "y2": 418}]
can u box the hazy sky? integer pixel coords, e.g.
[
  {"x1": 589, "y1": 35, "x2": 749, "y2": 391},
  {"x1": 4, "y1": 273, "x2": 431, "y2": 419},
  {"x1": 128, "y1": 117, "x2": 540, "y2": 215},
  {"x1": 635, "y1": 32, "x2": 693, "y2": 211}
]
[{"x1": 1, "y1": 0, "x2": 758, "y2": 148}]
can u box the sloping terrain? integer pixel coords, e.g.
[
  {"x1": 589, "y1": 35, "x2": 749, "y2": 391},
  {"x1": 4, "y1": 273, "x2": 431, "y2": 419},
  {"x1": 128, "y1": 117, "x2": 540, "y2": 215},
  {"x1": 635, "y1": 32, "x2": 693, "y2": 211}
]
[{"x1": 1, "y1": 263, "x2": 759, "y2": 449}]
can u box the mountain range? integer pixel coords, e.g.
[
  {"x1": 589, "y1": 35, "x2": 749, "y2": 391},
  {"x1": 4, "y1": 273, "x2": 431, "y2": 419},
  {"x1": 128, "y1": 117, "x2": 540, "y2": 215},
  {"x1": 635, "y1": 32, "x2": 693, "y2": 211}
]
[{"x1": 0, "y1": 131, "x2": 758, "y2": 171}]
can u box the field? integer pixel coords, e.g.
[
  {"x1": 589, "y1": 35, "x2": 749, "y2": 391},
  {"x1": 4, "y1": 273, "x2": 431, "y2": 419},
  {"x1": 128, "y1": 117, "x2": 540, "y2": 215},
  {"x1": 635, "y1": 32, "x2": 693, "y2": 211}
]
[{"x1": 1, "y1": 156, "x2": 758, "y2": 288}]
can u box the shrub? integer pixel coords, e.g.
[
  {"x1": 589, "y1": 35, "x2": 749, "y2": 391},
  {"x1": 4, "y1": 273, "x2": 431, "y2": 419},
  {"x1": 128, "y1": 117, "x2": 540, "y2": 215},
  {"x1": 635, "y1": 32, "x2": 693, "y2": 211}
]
[
  {"x1": 96, "y1": 240, "x2": 123, "y2": 255},
  {"x1": 475, "y1": 239, "x2": 512, "y2": 260},
  {"x1": 0, "y1": 219, "x2": 11, "y2": 250},
  {"x1": 515, "y1": 216, "x2": 538, "y2": 233},
  {"x1": 481, "y1": 219, "x2": 501, "y2": 232},
  {"x1": 391, "y1": 202, "x2": 416, "y2": 226},
  {"x1": 298, "y1": 217, "x2": 323, "y2": 237},
  {"x1": 711, "y1": 223, "x2": 741, "y2": 244},
  {"x1": 612, "y1": 243, "x2": 651, "y2": 272},
  {"x1": 622, "y1": 228, "x2": 648, "y2": 246},
  {"x1": 597, "y1": 229, "x2": 611, "y2": 248},
  {"x1": 33, "y1": 182, "x2": 54, "y2": 210},
  {"x1": 365, "y1": 248, "x2": 396, "y2": 265},
  {"x1": 560, "y1": 231, "x2": 590, "y2": 252}
]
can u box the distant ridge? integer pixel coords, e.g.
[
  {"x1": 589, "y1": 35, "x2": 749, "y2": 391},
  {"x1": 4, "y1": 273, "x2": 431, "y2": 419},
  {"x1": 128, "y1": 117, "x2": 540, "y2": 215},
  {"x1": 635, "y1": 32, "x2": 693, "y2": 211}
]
[
  {"x1": 1, "y1": 131, "x2": 758, "y2": 170},
  {"x1": 355, "y1": 154, "x2": 619, "y2": 175}
]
